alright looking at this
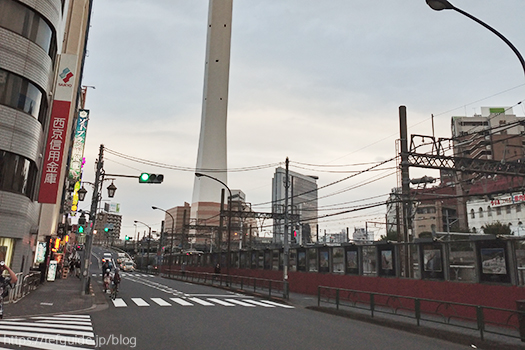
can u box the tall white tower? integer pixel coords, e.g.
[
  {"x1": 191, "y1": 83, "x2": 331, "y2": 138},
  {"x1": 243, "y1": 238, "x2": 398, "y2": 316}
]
[{"x1": 191, "y1": 0, "x2": 233, "y2": 224}]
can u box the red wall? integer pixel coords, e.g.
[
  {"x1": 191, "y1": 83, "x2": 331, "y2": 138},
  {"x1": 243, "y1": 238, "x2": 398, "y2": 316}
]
[{"x1": 182, "y1": 266, "x2": 525, "y2": 311}]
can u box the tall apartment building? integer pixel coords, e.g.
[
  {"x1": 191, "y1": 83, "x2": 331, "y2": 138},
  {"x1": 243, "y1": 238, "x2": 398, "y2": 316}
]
[
  {"x1": 0, "y1": 0, "x2": 91, "y2": 273},
  {"x1": 452, "y1": 107, "x2": 525, "y2": 162},
  {"x1": 451, "y1": 107, "x2": 525, "y2": 231},
  {"x1": 272, "y1": 167, "x2": 318, "y2": 245}
]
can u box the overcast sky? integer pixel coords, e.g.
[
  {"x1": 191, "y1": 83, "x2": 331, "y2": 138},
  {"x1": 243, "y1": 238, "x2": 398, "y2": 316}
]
[{"x1": 79, "y1": 0, "x2": 525, "y2": 240}]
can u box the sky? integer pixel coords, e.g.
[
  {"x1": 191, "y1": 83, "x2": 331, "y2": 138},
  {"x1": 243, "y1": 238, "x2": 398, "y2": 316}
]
[{"x1": 78, "y1": 0, "x2": 525, "y2": 241}]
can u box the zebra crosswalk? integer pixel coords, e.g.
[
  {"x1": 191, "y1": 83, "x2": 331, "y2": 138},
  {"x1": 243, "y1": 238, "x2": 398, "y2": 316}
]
[
  {"x1": 92, "y1": 272, "x2": 153, "y2": 278},
  {"x1": 111, "y1": 297, "x2": 295, "y2": 309},
  {"x1": 0, "y1": 314, "x2": 95, "y2": 349}
]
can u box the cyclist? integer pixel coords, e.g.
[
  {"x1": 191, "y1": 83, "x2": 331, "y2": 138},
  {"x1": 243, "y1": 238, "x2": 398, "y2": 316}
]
[
  {"x1": 110, "y1": 268, "x2": 121, "y2": 299},
  {"x1": 112, "y1": 268, "x2": 121, "y2": 293},
  {"x1": 103, "y1": 268, "x2": 111, "y2": 293}
]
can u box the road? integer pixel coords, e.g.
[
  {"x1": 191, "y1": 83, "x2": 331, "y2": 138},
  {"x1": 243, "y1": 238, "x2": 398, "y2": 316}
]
[{"x1": 84, "y1": 248, "x2": 471, "y2": 350}]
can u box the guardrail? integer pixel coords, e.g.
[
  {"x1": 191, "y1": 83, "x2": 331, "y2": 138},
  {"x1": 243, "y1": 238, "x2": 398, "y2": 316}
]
[
  {"x1": 163, "y1": 270, "x2": 286, "y2": 300},
  {"x1": 8, "y1": 272, "x2": 41, "y2": 303},
  {"x1": 317, "y1": 285, "x2": 524, "y2": 342}
]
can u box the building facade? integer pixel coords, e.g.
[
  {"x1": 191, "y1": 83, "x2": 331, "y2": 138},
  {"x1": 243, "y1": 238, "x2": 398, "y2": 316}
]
[
  {"x1": 272, "y1": 167, "x2": 318, "y2": 244},
  {"x1": 452, "y1": 107, "x2": 525, "y2": 162},
  {"x1": 467, "y1": 194, "x2": 525, "y2": 236},
  {"x1": 0, "y1": 0, "x2": 91, "y2": 274}
]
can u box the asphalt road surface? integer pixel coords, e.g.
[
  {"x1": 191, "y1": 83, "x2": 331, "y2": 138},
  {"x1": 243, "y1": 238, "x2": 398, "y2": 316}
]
[{"x1": 86, "y1": 248, "x2": 471, "y2": 350}]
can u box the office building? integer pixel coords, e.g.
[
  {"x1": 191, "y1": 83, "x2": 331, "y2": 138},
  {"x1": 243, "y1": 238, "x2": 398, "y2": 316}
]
[{"x1": 272, "y1": 167, "x2": 318, "y2": 244}]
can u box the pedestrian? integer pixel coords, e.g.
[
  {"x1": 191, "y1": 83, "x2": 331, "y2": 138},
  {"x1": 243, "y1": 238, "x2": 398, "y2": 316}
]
[
  {"x1": 75, "y1": 259, "x2": 81, "y2": 278},
  {"x1": 0, "y1": 262, "x2": 17, "y2": 289},
  {"x1": 69, "y1": 258, "x2": 76, "y2": 277},
  {"x1": 214, "y1": 263, "x2": 221, "y2": 274},
  {"x1": 0, "y1": 262, "x2": 17, "y2": 318}
]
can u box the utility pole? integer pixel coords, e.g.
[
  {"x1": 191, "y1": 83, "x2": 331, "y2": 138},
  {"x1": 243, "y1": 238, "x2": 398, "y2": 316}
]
[
  {"x1": 399, "y1": 106, "x2": 412, "y2": 278},
  {"x1": 218, "y1": 189, "x2": 225, "y2": 250},
  {"x1": 283, "y1": 157, "x2": 290, "y2": 299},
  {"x1": 80, "y1": 144, "x2": 104, "y2": 295}
]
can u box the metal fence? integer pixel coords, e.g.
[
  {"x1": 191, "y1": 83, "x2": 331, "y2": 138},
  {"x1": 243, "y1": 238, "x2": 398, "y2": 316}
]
[
  {"x1": 8, "y1": 272, "x2": 41, "y2": 303},
  {"x1": 317, "y1": 285, "x2": 524, "y2": 342},
  {"x1": 163, "y1": 270, "x2": 286, "y2": 300}
]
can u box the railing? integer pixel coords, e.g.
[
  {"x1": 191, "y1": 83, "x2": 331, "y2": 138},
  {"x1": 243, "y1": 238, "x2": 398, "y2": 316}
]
[
  {"x1": 8, "y1": 272, "x2": 41, "y2": 303},
  {"x1": 317, "y1": 285, "x2": 524, "y2": 342},
  {"x1": 163, "y1": 270, "x2": 286, "y2": 300}
]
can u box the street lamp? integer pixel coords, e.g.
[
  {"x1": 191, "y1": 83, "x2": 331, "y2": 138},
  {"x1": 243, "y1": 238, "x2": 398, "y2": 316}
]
[
  {"x1": 425, "y1": 0, "x2": 525, "y2": 78},
  {"x1": 107, "y1": 181, "x2": 117, "y2": 198},
  {"x1": 152, "y1": 206, "x2": 175, "y2": 276},
  {"x1": 134, "y1": 220, "x2": 152, "y2": 271},
  {"x1": 195, "y1": 172, "x2": 232, "y2": 274},
  {"x1": 77, "y1": 180, "x2": 117, "y2": 201}
]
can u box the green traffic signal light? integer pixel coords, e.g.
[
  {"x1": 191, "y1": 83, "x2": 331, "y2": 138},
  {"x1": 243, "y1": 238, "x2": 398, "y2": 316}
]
[
  {"x1": 139, "y1": 172, "x2": 164, "y2": 184},
  {"x1": 104, "y1": 227, "x2": 109, "y2": 232},
  {"x1": 125, "y1": 235, "x2": 129, "y2": 241},
  {"x1": 139, "y1": 173, "x2": 150, "y2": 182},
  {"x1": 78, "y1": 225, "x2": 84, "y2": 233}
]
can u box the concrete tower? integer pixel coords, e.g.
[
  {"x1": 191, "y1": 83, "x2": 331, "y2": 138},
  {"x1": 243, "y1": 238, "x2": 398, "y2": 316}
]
[{"x1": 191, "y1": 0, "x2": 233, "y2": 225}]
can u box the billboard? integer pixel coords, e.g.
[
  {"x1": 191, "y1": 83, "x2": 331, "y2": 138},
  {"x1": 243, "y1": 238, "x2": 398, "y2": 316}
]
[
  {"x1": 38, "y1": 54, "x2": 78, "y2": 204},
  {"x1": 69, "y1": 109, "x2": 89, "y2": 182}
]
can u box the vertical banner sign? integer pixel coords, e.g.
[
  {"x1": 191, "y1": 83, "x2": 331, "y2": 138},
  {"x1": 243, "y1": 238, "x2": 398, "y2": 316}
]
[
  {"x1": 38, "y1": 54, "x2": 78, "y2": 204},
  {"x1": 69, "y1": 109, "x2": 89, "y2": 182}
]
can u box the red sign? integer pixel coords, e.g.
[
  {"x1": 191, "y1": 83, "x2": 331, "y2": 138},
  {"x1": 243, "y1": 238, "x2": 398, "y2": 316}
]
[{"x1": 38, "y1": 100, "x2": 71, "y2": 203}]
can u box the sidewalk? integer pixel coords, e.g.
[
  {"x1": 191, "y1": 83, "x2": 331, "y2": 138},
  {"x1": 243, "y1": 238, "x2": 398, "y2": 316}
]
[
  {"x1": 286, "y1": 291, "x2": 525, "y2": 350},
  {"x1": 3, "y1": 275, "x2": 106, "y2": 318}
]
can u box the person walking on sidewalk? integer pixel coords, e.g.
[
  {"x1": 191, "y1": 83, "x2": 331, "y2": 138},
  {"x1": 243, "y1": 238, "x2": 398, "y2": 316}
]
[{"x1": 0, "y1": 261, "x2": 17, "y2": 319}]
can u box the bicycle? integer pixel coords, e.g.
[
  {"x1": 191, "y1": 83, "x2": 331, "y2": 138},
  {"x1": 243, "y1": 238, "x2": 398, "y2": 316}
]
[{"x1": 110, "y1": 281, "x2": 119, "y2": 300}]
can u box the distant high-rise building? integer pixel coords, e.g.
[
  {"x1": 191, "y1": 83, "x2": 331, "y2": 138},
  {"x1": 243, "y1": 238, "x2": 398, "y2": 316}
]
[{"x1": 272, "y1": 167, "x2": 318, "y2": 244}]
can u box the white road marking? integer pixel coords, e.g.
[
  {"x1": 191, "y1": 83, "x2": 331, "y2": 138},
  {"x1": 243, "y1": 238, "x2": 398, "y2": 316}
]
[
  {"x1": 112, "y1": 298, "x2": 127, "y2": 307},
  {"x1": 188, "y1": 298, "x2": 215, "y2": 306},
  {"x1": 242, "y1": 300, "x2": 275, "y2": 307},
  {"x1": 207, "y1": 298, "x2": 235, "y2": 306},
  {"x1": 151, "y1": 298, "x2": 172, "y2": 306},
  {"x1": 170, "y1": 298, "x2": 193, "y2": 306},
  {"x1": 0, "y1": 314, "x2": 96, "y2": 349},
  {"x1": 225, "y1": 299, "x2": 256, "y2": 307},
  {"x1": 259, "y1": 300, "x2": 295, "y2": 308},
  {"x1": 131, "y1": 298, "x2": 149, "y2": 306}
]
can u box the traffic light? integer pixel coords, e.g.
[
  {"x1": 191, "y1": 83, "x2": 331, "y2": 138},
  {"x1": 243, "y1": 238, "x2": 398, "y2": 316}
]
[
  {"x1": 104, "y1": 227, "x2": 109, "y2": 233},
  {"x1": 78, "y1": 213, "x2": 86, "y2": 233},
  {"x1": 138, "y1": 173, "x2": 164, "y2": 184},
  {"x1": 125, "y1": 235, "x2": 130, "y2": 241}
]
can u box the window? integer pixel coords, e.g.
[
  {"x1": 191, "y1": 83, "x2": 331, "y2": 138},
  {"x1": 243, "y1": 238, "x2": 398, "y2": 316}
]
[
  {"x1": 0, "y1": 150, "x2": 38, "y2": 200},
  {"x1": 0, "y1": 68, "x2": 47, "y2": 126},
  {"x1": 487, "y1": 206, "x2": 492, "y2": 217},
  {"x1": 0, "y1": 0, "x2": 56, "y2": 59},
  {"x1": 479, "y1": 207, "x2": 484, "y2": 218},
  {"x1": 496, "y1": 207, "x2": 502, "y2": 215},
  {"x1": 506, "y1": 206, "x2": 511, "y2": 214},
  {"x1": 470, "y1": 209, "x2": 475, "y2": 219},
  {"x1": 517, "y1": 204, "x2": 522, "y2": 213}
]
